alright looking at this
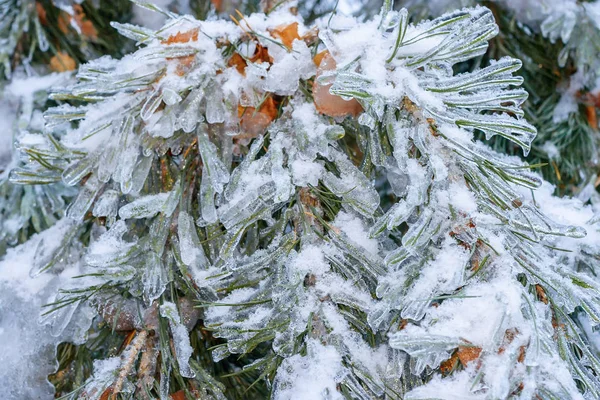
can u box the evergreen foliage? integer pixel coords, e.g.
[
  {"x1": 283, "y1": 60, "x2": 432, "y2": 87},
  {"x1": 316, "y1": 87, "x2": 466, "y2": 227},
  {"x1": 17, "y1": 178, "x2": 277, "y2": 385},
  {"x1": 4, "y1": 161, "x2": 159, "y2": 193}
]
[
  {"x1": 0, "y1": 0, "x2": 133, "y2": 78},
  {"x1": 400, "y1": 0, "x2": 600, "y2": 195},
  {"x1": 1, "y1": 1, "x2": 600, "y2": 399}
]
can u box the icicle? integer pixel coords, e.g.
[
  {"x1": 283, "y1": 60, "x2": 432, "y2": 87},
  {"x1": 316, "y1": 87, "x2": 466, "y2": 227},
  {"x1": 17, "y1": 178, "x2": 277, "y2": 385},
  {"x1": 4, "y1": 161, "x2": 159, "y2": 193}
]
[
  {"x1": 67, "y1": 174, "x2": 103, "y2": 221},
  {"x1": 119, "y1": 192, "x2": 170, "y2": 219},
  {"x1": 142, "y1": 251, "x2": 168, "y2": 303},
  {"x1": 178, "y1": 210, "x2": 208, "y2": 267},
  {"x1": 160, "y1": 302, "x2": 196, "y2": 378},
  {"x1": 62, "y1": 153, "x2": 99, "y2": 186}
]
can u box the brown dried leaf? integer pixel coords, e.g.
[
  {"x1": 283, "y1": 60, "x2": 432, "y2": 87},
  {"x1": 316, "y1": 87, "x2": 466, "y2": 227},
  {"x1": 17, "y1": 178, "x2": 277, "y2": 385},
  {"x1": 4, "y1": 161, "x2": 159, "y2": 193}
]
[
  {"x1": 249, "y1": 44, "x2": 273, "y2": 64},
  {"x1": 313, "y1": 53, "x2": 363, "y2": 118},
  {"x1": 398, "y1": 319, "x2": 409, "y2": 330},
  {"x1": 586, "y1": 105, "x2": 598, "y2": 130},
  {"x1": 178, "y1": 296, "x2": 201, "y2": 331},
  {"x1": 99, "y1": 386, "x2": 114, "y2": 400},
  {"x1": 175, "y1": 55, "x2": 196, "y2": 76},
  {"x1": 73, "y1": 4, "x2": 98, "y2": 40},
  {"x1": 136, "y1": 334, "x2": 159, "y2": 398},
  {"x1": 269, "y1": 22, "x2": 301, "y2": 49},
  {"x1": 211, "y1": 0, "x2": 223, "y2": 12},
  {"x1": 440, "y1": 351, "x2": 460, "y2": 375},
  {"x1": 457, "y1": 345, "x2": 482, "y2": 366},
  {"x1": 302, "y1": 27, "x2": 320, "y2": 46},
  {"x1": 97, "y1": 300, "x2": 137, "y2": 332},
  {"x1": 170, "y1": 390, "x2": 187, "y2": 400},
  {"x1": 228, "y1": 52, "x2": 247, "y2": 75},
  {"x1": 57, "y1": 12, "x2": 71, "y2": 34},
  {"x1": 313, "y1": 50, "x2": 328, "y2": 67},
  {"x1": 49, "y1": 51, "x2": 76, "y2": 72},
  {"x1": 36, "y1": 2, "x2": 47, "y2": 25},
  {"x1": 535, "y1": 284, "x2": 549, "y2": 304},
  {"x1": 162, "y1": 28, "x2": 200, "y2": 45},
  {"x1": 517, "y1": 345, "x2": 527, "y2": 363},
  {"x1": 238, "y1": 95, "x2": 279, "y2": 138}
]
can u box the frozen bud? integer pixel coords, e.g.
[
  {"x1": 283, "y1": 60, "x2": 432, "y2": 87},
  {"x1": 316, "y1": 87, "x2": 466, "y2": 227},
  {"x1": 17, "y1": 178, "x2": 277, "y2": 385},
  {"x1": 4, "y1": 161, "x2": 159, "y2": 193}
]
[{"x1": 313, "y1": 52, "x2": 362, "y2": 118}]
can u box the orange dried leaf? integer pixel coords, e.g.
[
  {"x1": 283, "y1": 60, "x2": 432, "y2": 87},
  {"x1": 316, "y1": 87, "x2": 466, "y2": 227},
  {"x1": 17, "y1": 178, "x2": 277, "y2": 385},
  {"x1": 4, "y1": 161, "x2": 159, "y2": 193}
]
[
  {"x1": 80, "y1": 20, "x2": 98, "y2": 40},
  {"x1": 313, "y1": 53, "x2": 363, "y2": 118},
  {"x1": 116, "y1": 329, "x2": 137, "y2": 354},
  {"x1": 99, "y1": 386, "x2": 114, "y2": 400},
  {"x1": 175, "y1": 55, "x2": 196, "y2": 76},
  {"x1": 457, "y1": 345, "x2": 482, "y2": 366},
  {"x1": 313, "y1": 50, "x2": 328, "y2": 67},
  {"x1": 250, "y1": 44, "x2": 273, "y2": 64},
  {"x1": 36, "y1": 2, "x2": 47, "y2": 25},
  {"x1": 170, "y1": 390, "x2": 186, "y2": 400},
  {"x1": 237, "y1": 104, "x2": 249, "y2": 118},
  {"x1": 302, "y1": 27, "x2": 320, "y2": 46},
  {"x1": 238, "y1": 95, "x2": 279, "y2": 138},
  {"x1": 228, "y1": 52, "x2": 247, "y2": 75},
  {"x1": 259, "y1": 95, "x2": 278, "y2": 121},
  {"x1": 49, "y1": 52, "x2": 76, "y2": 72},
  {"x1": 440, "y1": 351, "x2": 459, "y2": 375},
  {"x1": 269, "y1": 22, "x2": 301, "y2": 49},
  {"x1": 58, "y1": 12, "x2": 72, "y2": 34},
  {"x1": 211, "y1": 0, "x2": 223, "y2": 12},
  {"x1": 517, "y1": 345, "x2": 527, "y2": 363},
  {"x1": 535, "y1": 284, "x2": 549, "y2": 304},
  {"x1": 586, "y1": 105, "x2": 598, "y2": 130},
  {"x1": 73, "y1": 4, "x2": 98, "y2": 40},
  {"x1": 163, "y1": 28, "x2": 200, "y2": 44},
  {"x1": 238, "y1": 106, "x2": 271, "y2": 138}
]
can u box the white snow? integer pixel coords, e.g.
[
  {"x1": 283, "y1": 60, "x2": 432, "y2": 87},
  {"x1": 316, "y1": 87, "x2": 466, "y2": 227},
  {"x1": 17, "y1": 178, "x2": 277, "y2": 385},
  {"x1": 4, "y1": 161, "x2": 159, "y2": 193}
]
[
  {"x1": 541, "y1": 140, "x2": 560, "y2": 159},
  {"x1": 553, "y1": 70, "x2": 585, "y2": 123},
  {"x1": 290, "y1": 158, "x2": 324, "y2": 186},
  {"x1": 0, "y1": 100, "x2": 15, "y2": 171},
  {"x1": 273, "y1": 340, "x2": 346, "y2": 400},
  {"x1": 290, "y1": 245, "x2": 329, "y2": 276},
  {"x1": 405, "y1": 370, "x2": 486, "y2": 400},
  {"x1": 0, "y1": 220, "x2": 87, "y2": 398},
  {"x1": 264, "y1": 40, "x2": 315, "y2": 96},
  {"x1": 5, "y1": 72, "x2": 70, "y2": 102},
  {"x1": 160, "y1": 302, "x2": 195, "y2": 378},
  {"x1": 333, "y1": 211, "x2": 379, "y2": 256},
  {"x1": 447, "y1": 181, "x2": 478, "y2": 214}
]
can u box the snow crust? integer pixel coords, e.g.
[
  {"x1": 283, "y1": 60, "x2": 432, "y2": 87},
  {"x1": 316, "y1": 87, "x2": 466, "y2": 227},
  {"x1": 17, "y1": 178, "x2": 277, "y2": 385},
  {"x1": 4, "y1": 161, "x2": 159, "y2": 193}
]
[{"x1": 0, "y1": 220, "x2": 90, "y2": 398}]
